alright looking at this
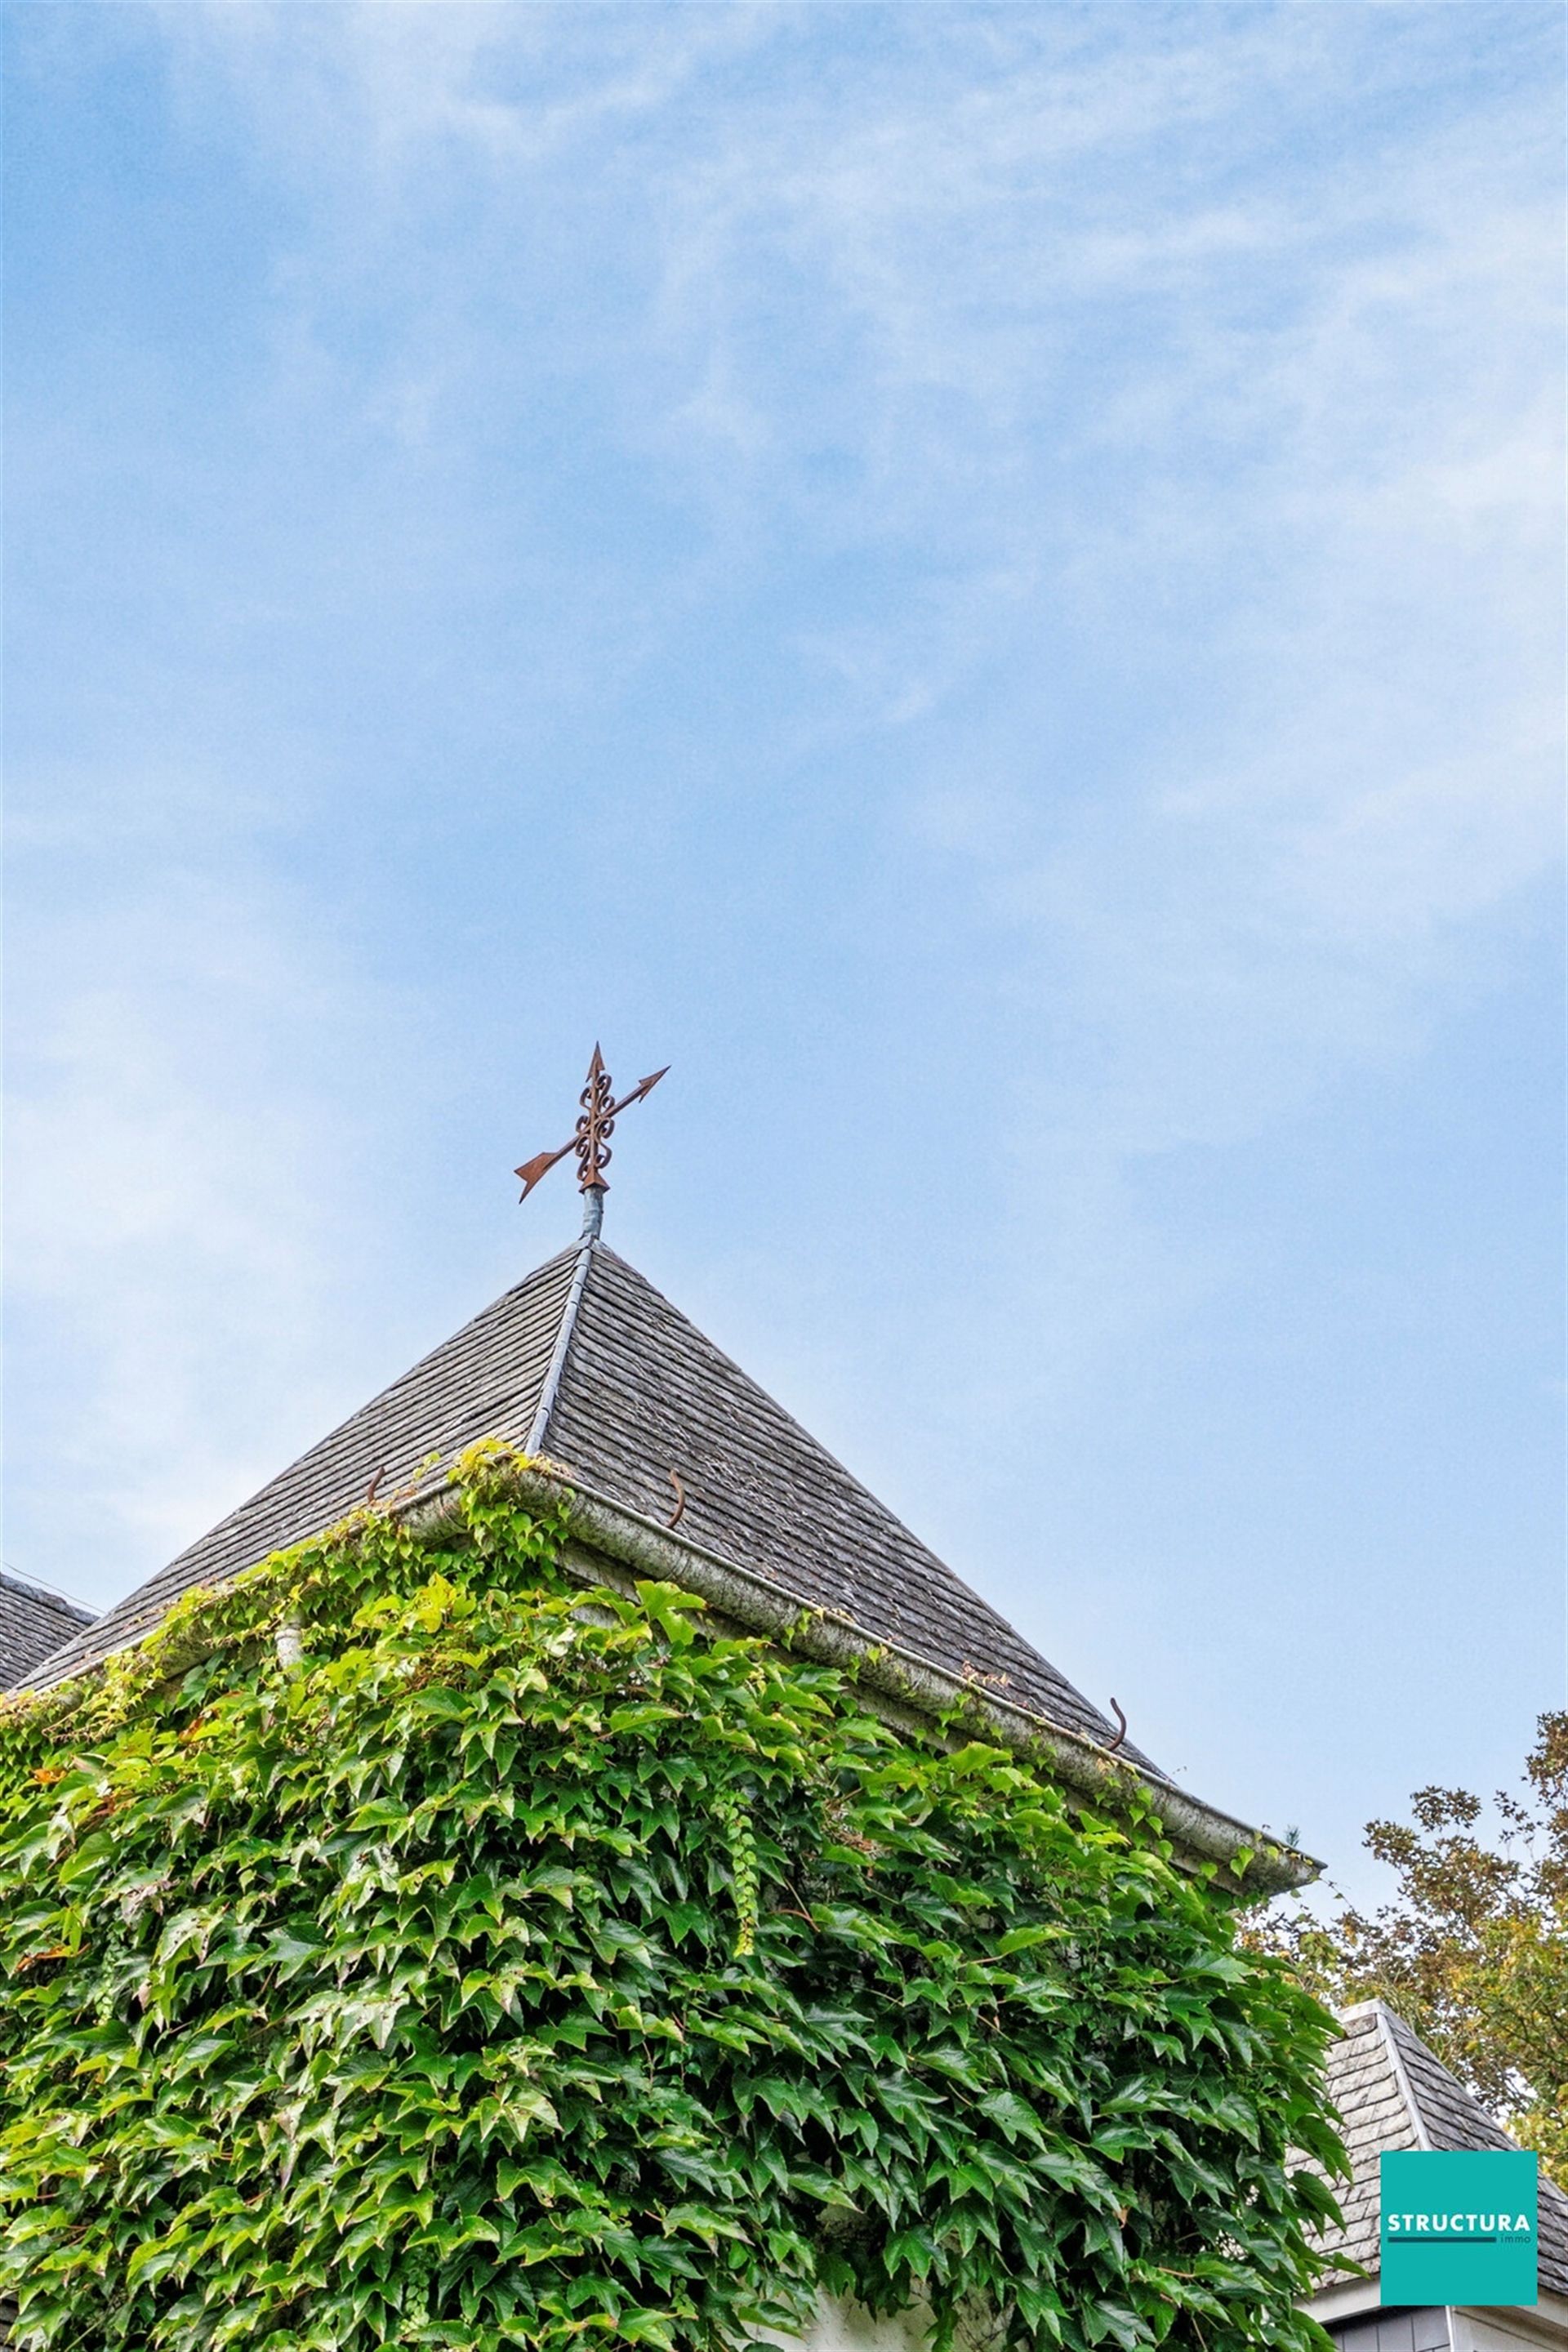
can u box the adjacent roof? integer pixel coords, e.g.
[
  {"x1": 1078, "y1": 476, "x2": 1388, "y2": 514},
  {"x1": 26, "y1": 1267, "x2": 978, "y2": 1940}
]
[
  {"x1": 1313, "y1": 1999, "x2": 1568, "y2": 2299},
  {"x1": 0, "y1": 1568, "x2": 95, "y2": 1694},
  {"x1": 20, "y1": 1238, "x2": 1155, "y2": 1772}
]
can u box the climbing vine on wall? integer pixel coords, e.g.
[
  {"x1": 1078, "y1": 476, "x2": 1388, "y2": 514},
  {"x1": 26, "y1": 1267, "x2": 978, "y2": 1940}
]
[{"x1": 0, "y1": 1446, "x2": 1346, "y2": 2352}]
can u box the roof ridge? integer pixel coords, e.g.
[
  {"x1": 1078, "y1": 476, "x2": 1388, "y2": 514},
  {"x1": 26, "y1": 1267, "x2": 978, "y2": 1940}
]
[
  {"x1": 1371, "y1": 2002, "x2": 1433, "y2": 2149},
  {"x1": 524, "y1": 1231, "x2": 598, "y2": 1455},
  {"x1": 0, "y1": 1567, "x2": 95, "y2": 1626},
  {"x1": 1380, "y1": 2004, "x2": 1544, "y2": 2158}
]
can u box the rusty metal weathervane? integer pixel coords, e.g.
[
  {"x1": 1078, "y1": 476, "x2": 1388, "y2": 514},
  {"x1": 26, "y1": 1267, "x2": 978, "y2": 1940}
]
[{"x1": 515, "y1": 1045, "x2": 668, "y2": 1237}]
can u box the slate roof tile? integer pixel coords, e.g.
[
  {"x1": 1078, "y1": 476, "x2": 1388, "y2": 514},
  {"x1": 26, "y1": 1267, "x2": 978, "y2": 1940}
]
[
  {"x1": 0, "y1": 1570, "x2": 96, "y2": 1694},
  {"x1": 549, "y1": 1247, "x2": 1147, "y2": 1759}
]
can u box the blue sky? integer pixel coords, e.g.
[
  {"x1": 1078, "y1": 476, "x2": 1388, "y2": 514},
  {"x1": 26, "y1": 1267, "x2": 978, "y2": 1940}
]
[{"x1": 4, "y1": 2, "x2": 1562, "y2": 1904}]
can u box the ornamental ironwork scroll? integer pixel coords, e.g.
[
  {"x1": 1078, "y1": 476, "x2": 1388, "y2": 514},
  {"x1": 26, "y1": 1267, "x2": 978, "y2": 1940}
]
[{"x1": 515, "y1": 1045, "x2": 669, "y2": 1202}]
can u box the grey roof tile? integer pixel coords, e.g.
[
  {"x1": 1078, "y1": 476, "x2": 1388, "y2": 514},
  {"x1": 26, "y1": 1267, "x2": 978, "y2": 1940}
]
[
  {"x1": 0, "y1": 1570, "x2": 95, "y2": 1693},
  {"x1": 548, "y1": 1246, "x2": 1150, "y2": 1762},
  {"x1": 19, "y1": 1235, "x2": 1152, "y2": 1772},
  {"x1": 1312, "y1": 2001, "x2": 1568, "y2": 2299}
]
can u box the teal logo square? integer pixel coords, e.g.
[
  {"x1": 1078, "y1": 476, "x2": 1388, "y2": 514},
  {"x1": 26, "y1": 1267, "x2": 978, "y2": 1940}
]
[{"x1": 1381, "y1": 2151, "x2": 1538, "y2": 2306}]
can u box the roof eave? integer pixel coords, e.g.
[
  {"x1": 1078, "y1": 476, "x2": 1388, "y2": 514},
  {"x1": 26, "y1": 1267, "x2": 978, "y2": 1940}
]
[{"x1": 408, "y1": 1463, "x2": 1320, "y2": 1895}]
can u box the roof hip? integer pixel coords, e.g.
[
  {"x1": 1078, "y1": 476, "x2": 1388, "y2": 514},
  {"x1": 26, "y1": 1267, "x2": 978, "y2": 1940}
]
[{"x1": 524, "y1": 1228, "x2": 597, "y2": 1455}]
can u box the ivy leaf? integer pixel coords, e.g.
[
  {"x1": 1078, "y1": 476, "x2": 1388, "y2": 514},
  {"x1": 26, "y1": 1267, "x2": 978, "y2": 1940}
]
[
  {"x1": 976, "y1": 2090, "x2": 1046, "y2": 2145},
  {"x1": 0, "y1": 1446, "x2": 1348, "y2": 2352}
]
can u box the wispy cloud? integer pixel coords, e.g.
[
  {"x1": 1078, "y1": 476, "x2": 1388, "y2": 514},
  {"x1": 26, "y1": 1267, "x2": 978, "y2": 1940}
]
[{"x1": 16, "y1": 0, "x2": 1560, "y2": 1334}]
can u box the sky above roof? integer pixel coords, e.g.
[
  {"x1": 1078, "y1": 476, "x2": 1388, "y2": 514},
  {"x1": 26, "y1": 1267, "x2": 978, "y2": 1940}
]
[{"x1": 4, "y1": 2, "x2": 1562, "y2": 1903}]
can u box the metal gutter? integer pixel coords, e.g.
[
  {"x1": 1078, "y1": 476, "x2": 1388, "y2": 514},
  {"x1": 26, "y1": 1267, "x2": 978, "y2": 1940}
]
[
  {"x1": 403, "y1": 1463, "x2": 1319, "y2": 1896},
  {"x1": 16, "y1": 1401, "x2": 1316, "y2": 1894}
]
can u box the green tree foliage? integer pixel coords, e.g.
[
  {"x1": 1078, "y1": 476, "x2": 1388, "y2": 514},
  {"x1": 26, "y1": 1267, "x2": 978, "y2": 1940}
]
[
  {"x1": 0, "y1": 1446, "x2": 1345, "y2": 2352},
  {"x1": 1250, "y1": 1713, "x2": 1567, "y2": 2186}
]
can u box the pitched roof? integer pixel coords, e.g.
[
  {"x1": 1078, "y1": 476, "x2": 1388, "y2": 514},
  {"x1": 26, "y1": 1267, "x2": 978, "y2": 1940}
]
[
  {"x1": 0, "y1": 1569, "x2": 96, "y2": 1694},
  {"x1": 1312, "y1": 2000, "x2": 1568, "y2": 2299},
  {"x1": 20, "y1": 1237, "x2": 1152, "y2": 1771}
]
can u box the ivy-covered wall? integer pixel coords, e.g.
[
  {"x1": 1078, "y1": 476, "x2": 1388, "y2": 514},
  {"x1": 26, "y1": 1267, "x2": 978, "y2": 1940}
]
[{"x1": 0, "y1": 1446, "x2": 1346, "y2": 2352}]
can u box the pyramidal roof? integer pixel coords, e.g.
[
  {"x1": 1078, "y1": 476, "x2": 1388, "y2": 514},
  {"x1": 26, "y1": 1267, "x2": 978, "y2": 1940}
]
[
  {"x1": 1312, "y1": 2001, "x2": 1568, "y2": 2301},
  {"x1": 24, "y1": 1236, "x2": 1145, "y2": 1757}
]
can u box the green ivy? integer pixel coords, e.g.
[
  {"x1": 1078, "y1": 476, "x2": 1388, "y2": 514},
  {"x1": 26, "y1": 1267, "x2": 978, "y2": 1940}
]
[{"x1": 0, "y1": 1444, "x2": 1346, "y2": 2352}]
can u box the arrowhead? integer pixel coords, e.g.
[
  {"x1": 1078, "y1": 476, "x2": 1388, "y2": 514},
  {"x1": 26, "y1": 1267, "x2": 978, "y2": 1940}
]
[
  {"x1": 514, "y1": 1148, "x2": 564, "y2": 1199},
  {"x1": 635, "y1": 1066, "x2": 670, "y2": 1099}
]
